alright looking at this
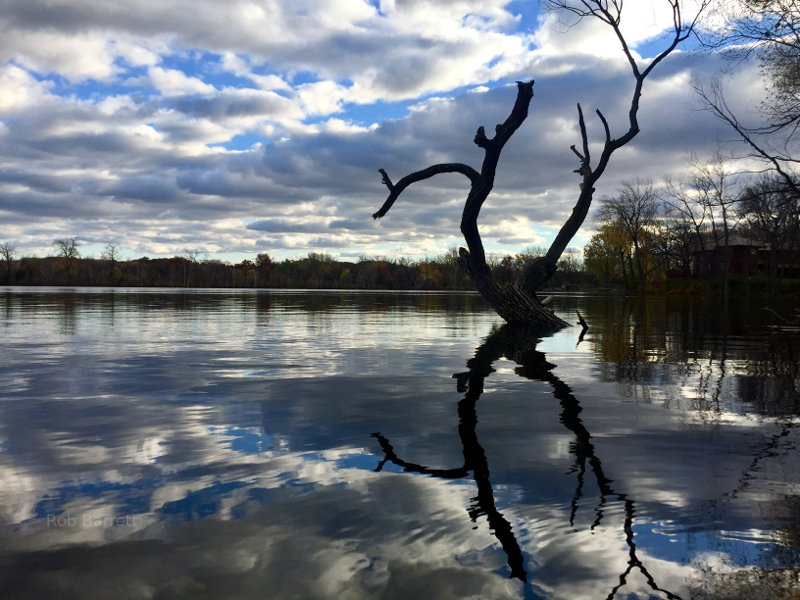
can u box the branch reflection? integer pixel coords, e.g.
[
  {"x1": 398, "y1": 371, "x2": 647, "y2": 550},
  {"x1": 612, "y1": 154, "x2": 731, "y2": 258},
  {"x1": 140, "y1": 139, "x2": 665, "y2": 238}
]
[{"x1": 372, "y1": 324, "x2": 683, "y2": 598}]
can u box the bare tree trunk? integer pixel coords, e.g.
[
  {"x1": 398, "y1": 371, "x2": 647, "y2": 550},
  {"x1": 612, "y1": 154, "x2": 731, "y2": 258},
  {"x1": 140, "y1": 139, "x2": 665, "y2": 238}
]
[{"x1": 373, "y1": 1, "x2": 707, "y2": 329}]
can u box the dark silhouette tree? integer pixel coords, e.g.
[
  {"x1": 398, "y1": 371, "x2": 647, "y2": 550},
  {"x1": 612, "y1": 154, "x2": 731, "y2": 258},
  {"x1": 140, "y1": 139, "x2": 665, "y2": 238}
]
[
  {"x1": 1, "y1": 241, "x2": 14, "y2": 284},
  {"x1": 373, "y1": 0, "x2": 708, "y2": 328},
  {"x1": 101, "y1": 242, "x2": 121, "y2": 266},
  {"x1": 101, "y1": 242, "x2": 122, "y2": 284},
  {"x1": 53, "y1": 237, "x2": 79, "y2": 260},
  {"x1": 53, "y1": 237, "x2": 80, "y2": 284}
]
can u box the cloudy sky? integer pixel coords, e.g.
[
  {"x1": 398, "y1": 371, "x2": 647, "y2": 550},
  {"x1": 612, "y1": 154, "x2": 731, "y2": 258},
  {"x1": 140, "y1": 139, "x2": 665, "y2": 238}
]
[{"x1": 0, "y1": 0, "x2": 759, "y2": 263}]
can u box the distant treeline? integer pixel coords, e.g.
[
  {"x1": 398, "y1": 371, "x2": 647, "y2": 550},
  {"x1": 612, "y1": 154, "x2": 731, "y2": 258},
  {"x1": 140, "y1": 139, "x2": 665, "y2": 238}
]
[{"x1": 1, "y1": 250, "x2": 593, "y2": 290}]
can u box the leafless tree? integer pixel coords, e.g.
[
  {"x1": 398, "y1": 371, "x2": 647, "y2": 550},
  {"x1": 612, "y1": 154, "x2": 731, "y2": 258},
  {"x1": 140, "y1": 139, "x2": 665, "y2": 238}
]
[
  {"x1": 663, "y1": 154, "x2": 744, "y2": 300},
  {"x1": 101, "y1": 242, "x2": 121, "y2": 266},
  {"x1": 182, "y1": 248, "x2": 202, "y2": 287},
  {"x1": 1, "y1": 241, "x2": 15, "y2": 284},
  {"x1": 689, "y1": 154, "x2": 742, "y2": 251},
  {"x1": 711, "y1": 0, "x2": 800, "y2": 125},
  {"x1": 663, "y1": 174, "x2": 710, "y2": 260},
  {"x1": 53, "y1": 237, "x2": 80, "y2": 285},
  {"x1": 100, "y1": 242, "x2": 123, "y2": 285},
  {"x1": 53, "y1": 237, "x2": 79, "y2": 260},
  {"x1": 373, "y1": 0, "x2": 708, "y2": 328},
  {"x1": 599, "y1": 181, "x2": 663, "y2": 287}
]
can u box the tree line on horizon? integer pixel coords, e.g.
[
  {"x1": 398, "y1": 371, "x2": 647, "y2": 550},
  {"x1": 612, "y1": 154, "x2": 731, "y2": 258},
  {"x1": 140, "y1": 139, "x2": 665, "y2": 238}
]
[{"x1": 0, "y1": 242, "x2": 591, "y2": 291}]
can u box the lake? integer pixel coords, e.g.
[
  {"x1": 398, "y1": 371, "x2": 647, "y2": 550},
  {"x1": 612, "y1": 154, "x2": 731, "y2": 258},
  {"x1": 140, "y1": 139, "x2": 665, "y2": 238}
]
[{"x1": 1, "y1": 287, "x2": 799, "y2": 600}]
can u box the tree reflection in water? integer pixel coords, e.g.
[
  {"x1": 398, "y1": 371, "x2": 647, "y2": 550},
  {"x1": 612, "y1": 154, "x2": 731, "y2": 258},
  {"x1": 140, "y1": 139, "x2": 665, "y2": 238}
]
[{"x1": 372, "y1": 324, "x2": 683, "y2": 599}]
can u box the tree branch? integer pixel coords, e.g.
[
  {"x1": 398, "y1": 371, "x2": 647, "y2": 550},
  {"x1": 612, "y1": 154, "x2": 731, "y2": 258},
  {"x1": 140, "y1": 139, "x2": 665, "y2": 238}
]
[
  {"x1": 373, "y1": 163, "x2": 480, "y2": 219},
  {"x1": 694, "y1": 77, "x2": 800, "y2": 196},
  {"x1": 543, "y1": 1, "x2": 708, "y2": 269}
]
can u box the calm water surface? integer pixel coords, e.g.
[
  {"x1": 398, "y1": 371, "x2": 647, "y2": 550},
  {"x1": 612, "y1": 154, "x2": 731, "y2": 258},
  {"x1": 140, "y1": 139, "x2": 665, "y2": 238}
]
[{"x1": 1, "y1": 287, "x2": 799, "y2": 599}]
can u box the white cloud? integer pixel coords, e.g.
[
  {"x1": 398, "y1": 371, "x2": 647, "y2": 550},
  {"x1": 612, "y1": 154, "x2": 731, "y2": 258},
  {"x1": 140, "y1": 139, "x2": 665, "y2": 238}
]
[
  {"x1": 148, "y1": 66, "x2": 217, "y2": 96},
  {"x1": 0, "y1": 65, "x2": 51, "y2": 114},
  {"x1": 2, "y1": 30, "x2": 117, "y2": 82},
  {"x1": 0, "y1": 0, "x2": 769, "y2": 261}
]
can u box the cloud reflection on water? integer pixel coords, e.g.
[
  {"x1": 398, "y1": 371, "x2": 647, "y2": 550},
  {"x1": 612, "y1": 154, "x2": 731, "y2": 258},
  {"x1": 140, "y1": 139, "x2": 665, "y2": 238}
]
[{"x1": 0, "y1": 289, "x2": 799, "y2": 599}]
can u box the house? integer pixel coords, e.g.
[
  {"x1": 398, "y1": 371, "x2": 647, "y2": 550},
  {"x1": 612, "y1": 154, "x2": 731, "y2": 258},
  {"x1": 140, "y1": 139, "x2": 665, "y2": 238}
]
[{"x1": 692, "y1": 233, "x2": 800, "y2": 278}]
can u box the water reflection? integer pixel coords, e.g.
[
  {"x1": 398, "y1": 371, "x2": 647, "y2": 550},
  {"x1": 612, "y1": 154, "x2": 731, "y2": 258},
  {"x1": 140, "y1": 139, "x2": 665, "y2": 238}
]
[
  {"x1": 373, "y1": 324, "x2": 687, "y2": 598},
  {"x1": 1, "y1": 288, "x2": 799, "y2": 599},
  {"x1": 372, "y1": 323, "x2": 528, "y2": 580}
]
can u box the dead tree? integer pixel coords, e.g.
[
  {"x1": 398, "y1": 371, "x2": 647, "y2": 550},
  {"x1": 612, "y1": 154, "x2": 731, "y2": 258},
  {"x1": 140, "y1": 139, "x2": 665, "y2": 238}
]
[{"x1": 373, "y1": 0, "x2": 707, "y2": 329}]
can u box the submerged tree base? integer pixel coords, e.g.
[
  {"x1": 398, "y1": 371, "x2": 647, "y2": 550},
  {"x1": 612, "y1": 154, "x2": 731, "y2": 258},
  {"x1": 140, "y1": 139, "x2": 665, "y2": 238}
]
[{"x1": 458, "y1": 248, "x2": 568, "y2": 329}]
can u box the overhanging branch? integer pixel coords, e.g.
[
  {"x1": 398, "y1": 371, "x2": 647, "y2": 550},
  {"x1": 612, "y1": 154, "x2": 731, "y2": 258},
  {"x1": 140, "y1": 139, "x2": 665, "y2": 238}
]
[{"x1": 372, "y1": 163, "x2": 480, "y2": 219}]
